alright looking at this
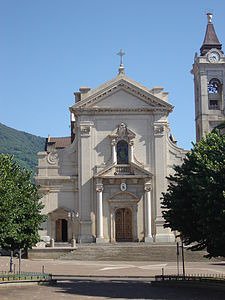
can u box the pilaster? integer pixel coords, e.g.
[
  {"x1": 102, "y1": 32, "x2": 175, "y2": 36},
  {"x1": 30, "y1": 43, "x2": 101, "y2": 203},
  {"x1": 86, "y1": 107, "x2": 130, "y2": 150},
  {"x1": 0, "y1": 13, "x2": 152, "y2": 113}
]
[{"x1": 78, "y1": 121, "x2": 94, "y2": 242}]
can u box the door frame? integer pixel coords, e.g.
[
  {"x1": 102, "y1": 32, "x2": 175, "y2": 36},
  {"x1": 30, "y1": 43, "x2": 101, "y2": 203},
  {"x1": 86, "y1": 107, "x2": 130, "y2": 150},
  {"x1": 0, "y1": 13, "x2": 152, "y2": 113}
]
[{"x1": 108, "y1": 196, "x2": 140, "y2": 243}]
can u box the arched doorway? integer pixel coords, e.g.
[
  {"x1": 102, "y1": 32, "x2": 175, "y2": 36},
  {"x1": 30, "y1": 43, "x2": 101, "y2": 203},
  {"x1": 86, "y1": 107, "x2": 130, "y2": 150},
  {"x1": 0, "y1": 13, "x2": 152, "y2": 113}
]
[
  {"x1": 56, "y1": 219, "x2": 68, "y2": 242},
  {"x1": 115, "y1": 208, "x2": 132, "y2": 242}
]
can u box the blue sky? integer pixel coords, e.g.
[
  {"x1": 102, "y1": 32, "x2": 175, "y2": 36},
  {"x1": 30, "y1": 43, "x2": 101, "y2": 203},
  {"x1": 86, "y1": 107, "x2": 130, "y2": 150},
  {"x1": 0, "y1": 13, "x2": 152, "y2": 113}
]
[{"x1": 1, "y1": 0, "x2": 225, "y2": 149}]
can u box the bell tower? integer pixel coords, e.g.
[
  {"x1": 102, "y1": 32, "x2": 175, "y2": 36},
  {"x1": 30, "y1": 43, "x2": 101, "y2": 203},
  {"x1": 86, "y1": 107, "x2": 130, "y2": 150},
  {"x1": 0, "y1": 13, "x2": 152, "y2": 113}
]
[{"x1": 192, "y1": 13, "x2": 225, "y2": 142}]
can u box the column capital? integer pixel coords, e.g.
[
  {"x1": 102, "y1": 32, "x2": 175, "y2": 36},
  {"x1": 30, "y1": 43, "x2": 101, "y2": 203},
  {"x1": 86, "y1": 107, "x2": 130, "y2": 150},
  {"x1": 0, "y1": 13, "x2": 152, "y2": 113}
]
[
  {"x1": 111, "y1": 139, "x2": 117, "y2": 146},
  {"x1": 96, "y1": 183, "x2": 103, "y2": 193},
  {"x1": 144, "y1": 183, "x2": 152, "y2": 192},
  {"x1": 129, "y1": 140, "x2": 134, "y2": 146}
]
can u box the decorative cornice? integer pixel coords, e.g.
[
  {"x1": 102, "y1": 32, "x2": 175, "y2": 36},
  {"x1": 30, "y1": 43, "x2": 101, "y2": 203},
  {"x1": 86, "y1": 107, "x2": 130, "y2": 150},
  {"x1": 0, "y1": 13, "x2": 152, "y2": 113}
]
[
  {"x1": 35, "y1": 176, "x2": 78, "y2": 186},
  {"x1": 73, "y1": 107, "x2": 170, "y2": 115}
]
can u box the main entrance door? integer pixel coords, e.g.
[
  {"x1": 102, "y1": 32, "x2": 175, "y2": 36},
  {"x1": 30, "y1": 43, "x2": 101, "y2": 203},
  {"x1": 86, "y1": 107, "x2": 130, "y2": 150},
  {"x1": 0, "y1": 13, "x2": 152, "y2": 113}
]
[
  {"x1": 56, "y1": 219, "x2": 68, "y2": 242},
  {"x1": 115, "y1": 208, "x2": 132, "y2": 242}
]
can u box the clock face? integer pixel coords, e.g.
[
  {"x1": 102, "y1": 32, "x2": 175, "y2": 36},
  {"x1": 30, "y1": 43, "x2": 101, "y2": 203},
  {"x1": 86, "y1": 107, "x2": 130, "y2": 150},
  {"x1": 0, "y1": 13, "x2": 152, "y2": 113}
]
[{"x1": 208, "y1": 51, "x2": 220, "y2": 63}]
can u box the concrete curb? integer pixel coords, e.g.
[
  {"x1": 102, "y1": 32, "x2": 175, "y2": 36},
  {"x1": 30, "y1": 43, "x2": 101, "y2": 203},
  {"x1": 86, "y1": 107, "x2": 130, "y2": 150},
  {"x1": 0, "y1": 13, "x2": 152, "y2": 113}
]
[{"x1": 0, "y1": 279, "x2": 56, "y2": 287}]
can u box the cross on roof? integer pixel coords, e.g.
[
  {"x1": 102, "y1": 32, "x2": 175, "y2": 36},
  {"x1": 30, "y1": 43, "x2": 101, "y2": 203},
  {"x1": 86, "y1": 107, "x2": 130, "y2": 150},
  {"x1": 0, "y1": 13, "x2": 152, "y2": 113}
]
[{"x1": 117, "y1": 49, "x2": 125, "y2": 65}]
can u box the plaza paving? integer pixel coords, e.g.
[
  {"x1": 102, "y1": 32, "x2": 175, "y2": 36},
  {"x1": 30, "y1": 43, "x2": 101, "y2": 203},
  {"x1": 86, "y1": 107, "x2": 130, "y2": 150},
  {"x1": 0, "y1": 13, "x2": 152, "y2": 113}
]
[
  {"x1": 1, "y1": 257, "x2": 225, "y2": 277},
  {"x1": 1, "y1": 278, "x2": 225, "y2": 300},
  {"x1": 1, "y1": 257, "x2": 225, "y2": 299}
]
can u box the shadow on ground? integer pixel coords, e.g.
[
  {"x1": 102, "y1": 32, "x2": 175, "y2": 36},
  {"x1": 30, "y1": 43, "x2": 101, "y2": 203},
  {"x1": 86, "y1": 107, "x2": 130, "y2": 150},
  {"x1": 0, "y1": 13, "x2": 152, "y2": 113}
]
[
  {"x1": 211, "y1": 262, "x2": 225, "y2": 266},
  {"x1": 53, "y1": 279, "x2": 225, "y2": 299}
]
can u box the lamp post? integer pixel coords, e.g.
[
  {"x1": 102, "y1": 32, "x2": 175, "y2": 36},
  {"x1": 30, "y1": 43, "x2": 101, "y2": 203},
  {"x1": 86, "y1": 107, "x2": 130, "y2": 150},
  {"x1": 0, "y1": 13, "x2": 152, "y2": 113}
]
[
  {"x1": 176, "y1": 235, "x2": 185, "y2": 278},
  {"x1": 181, "y1": 240, "x2": 186, "y2": 278},
  {"x1": 9, "y1": 250, "x2": 13, "y2": 273},
  {"x1": 68, "y1": 210, "x2": 79, "y2": 247},
  {"x1": 176, "y1": 242, "x2": 180, "y2": 276}
]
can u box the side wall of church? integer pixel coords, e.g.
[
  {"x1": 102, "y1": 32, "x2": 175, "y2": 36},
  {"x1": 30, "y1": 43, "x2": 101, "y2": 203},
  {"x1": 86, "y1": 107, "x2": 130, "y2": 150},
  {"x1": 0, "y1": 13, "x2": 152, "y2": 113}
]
[{"x1": 36, "y1": 143, "x2": 79, "y2": 242}]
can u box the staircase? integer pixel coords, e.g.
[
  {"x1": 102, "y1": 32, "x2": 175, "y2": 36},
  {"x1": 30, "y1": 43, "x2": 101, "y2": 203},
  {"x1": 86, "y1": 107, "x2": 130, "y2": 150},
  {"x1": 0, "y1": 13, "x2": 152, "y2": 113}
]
[{"x1": 60, "y1": 243, "x2": 211, "y2": 262}]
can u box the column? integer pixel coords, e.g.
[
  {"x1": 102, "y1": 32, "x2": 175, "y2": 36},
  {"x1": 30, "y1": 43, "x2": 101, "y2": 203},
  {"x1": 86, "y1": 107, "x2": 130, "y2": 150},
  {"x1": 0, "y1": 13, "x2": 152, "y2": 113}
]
[
  {"x1": 111, "y1": 139, "x2": 117, "y2": 164},
  {"x1": 129, "y1": 140, "x2": 134, "y2": 163},
  {"x1": 144, "y1": 183, "x2": 153, "y2": 243},
  {"x1": 96, "y1": 183, "x2": 105, "y2": 243}
]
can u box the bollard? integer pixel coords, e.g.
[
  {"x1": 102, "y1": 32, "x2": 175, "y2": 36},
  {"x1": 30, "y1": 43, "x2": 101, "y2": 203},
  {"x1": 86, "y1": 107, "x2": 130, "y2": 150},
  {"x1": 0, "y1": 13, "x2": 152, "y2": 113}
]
[
  {"x1": 50, "y1": 238, "x2": 55, "y2": 248},
  {"x1": 71, "y1": 238, "x2": 76, "y2": 248}
]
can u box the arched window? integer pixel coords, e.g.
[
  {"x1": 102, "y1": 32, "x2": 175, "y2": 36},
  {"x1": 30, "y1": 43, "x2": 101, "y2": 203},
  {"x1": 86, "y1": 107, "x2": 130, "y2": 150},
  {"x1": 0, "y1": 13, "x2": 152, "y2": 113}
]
[
  {"x1": 208, "y1": 78, "x2": 222, "y2": 110},
  {"x1": 116, "y1": 140, "x2": 128, "y2": 164}
]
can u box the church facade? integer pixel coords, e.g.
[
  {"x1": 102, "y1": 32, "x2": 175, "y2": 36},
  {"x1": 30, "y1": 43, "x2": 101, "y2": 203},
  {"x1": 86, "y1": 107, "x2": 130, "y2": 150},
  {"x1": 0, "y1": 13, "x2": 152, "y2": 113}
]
[{"x1": 36, "y1": 13, "x2": 224, "y2": 245}]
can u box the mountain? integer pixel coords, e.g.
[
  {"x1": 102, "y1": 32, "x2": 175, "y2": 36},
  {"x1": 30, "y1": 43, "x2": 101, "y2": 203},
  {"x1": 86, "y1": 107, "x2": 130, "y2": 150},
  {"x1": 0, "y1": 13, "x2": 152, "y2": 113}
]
[{"x1": 0, "y1": 123, "x2": 46, "y2": 172}]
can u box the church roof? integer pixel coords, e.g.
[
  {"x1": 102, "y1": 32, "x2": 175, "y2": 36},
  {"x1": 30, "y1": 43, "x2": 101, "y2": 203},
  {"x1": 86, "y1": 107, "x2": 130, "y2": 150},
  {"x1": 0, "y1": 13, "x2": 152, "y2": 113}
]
[
  {"x1": 45, "y1": 136, "x2": 71, "y2": 151},
  {"x1": 200, "y1": 13, "x2": 222, "y2": 56}
]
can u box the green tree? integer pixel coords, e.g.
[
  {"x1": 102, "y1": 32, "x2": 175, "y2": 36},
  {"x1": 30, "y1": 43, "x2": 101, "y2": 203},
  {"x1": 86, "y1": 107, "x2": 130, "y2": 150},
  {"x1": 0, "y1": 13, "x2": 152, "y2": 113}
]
[
  {"x1": 161, "y1": 131, "x2": 225, "y2": 258},
  {"x1": 0, "y1": 154, "x2": 45, "y2": 252},
  {"x1": 213, "y1": 121, "x2": 225, "y2": 135}
]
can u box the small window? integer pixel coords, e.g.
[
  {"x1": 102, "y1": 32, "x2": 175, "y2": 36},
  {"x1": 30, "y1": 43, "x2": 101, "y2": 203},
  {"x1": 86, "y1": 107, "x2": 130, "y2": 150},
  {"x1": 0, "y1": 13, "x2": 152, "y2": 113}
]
[
  {"x1": 208, "y1": 78, "x2": 221, "y2": 94},
  {"x1": 117, "y1": 140, "x2": 128, "y2": 164},
  {"x1": 209, "y1": 100, "x2": 219, "y2": 109},
  {"x1": 208, "y1": 78, "x2": 222, "y2": 110}
]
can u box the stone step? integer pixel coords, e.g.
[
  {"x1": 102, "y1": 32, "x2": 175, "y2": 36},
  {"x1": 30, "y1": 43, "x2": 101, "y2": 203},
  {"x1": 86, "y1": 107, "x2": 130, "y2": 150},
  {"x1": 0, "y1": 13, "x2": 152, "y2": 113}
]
[
  {"x1": 54, "y1": 242, "x2": 71, "y2": 248},
  {"x1": 60, "y1": 243, "x2": 212, "y2": 262}
]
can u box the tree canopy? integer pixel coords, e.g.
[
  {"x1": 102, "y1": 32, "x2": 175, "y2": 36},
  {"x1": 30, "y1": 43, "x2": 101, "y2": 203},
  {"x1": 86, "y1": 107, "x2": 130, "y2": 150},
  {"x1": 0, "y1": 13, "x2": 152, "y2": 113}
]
[
  {"x1": 0, "y1": 154, "x2": 45, "y2": 251},
  {"x1": 161, "y1": 130, "x2": 225, "y2": 258}
]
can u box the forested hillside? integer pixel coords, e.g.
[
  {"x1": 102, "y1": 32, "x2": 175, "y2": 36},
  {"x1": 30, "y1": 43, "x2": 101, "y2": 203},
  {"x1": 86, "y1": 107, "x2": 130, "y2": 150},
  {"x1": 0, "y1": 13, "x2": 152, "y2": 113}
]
[{"x1": 0, "y1": 123, "x2": 45, "y2": 172}]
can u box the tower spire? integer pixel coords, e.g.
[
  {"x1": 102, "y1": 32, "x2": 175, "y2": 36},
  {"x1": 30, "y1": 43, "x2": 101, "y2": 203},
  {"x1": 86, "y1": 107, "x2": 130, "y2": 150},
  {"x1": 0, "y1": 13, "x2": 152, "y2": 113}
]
[{"x1": 200, "y1": 13, "x2": 222, "y2": 56}]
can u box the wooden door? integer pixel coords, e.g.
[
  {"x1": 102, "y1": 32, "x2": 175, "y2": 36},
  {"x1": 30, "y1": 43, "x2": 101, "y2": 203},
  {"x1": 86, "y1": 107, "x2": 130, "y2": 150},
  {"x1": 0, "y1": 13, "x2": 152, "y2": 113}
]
[
  {"x1": 56, "y1": 219, "x2": 68, "y2": 242},
  {"x1": 115, "y1": 208, "x2": 132, "y2": 242},
  {"x1": 56, "y1": 219, "x2": 62, "y2": 242}
]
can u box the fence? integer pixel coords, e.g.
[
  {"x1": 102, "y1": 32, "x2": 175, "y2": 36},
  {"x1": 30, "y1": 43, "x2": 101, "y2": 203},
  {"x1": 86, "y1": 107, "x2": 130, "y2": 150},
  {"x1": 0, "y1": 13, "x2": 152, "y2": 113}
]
[
  {"x1": 155, "y1": 274, "x2": 225, "y2": 283},
  {"x1": 0, "y1": 271, "x2": 52, "y2": 282}
]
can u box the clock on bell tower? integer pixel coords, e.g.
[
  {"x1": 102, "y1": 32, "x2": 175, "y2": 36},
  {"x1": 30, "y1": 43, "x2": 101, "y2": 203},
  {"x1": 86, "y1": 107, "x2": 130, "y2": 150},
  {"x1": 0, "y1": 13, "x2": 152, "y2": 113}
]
[{"x1": 191, "y1": 13, "x2": 225, "y2": 142}]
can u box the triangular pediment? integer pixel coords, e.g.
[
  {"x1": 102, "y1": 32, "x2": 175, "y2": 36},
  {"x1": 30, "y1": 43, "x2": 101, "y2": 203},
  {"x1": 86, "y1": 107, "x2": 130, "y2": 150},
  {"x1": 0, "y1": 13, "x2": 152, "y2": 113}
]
[{"x1": 70, "y1": 75, "x2": 173, "y2": 113}]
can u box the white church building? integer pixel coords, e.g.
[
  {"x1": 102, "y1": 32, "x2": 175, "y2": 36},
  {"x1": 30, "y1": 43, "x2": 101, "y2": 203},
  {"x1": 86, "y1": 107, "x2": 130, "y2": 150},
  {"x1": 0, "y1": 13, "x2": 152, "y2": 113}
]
[{"x1": 36, "y1": 13, "x2": 225, "y2": 245}]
